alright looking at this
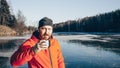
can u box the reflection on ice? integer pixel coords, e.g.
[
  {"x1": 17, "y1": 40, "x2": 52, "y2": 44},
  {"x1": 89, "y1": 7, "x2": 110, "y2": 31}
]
[
  {"x1": 0, "y1": 39, "x2": 26, "y2": 68},
  {"x1": 60, "y1": 40, "x2": 120, "y2": 68},
  {"x1": 0, "y1": 57, "x2": 9, "y2": 68}
]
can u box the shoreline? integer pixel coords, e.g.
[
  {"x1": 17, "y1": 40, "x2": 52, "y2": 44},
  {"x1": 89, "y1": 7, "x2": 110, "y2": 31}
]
[{"x1": 0, "y1": 34, "x2": 120, "y2": 42}]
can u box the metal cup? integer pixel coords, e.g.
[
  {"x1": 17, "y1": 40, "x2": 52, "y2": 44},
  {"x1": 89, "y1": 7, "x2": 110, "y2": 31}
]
[{"x1": 42, "y1": 40, "x2": 49, "y2": 48}]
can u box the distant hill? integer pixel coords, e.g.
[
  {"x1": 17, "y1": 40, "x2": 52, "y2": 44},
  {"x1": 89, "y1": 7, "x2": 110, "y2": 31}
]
[{"x1": 0, "y1": 25, "x2": 17, "y2": 36}]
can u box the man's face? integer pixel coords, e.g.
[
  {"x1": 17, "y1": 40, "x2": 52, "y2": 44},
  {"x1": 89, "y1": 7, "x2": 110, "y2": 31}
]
[{"x1": 38, "y1": 25, "x2": 53, "y2": 40}]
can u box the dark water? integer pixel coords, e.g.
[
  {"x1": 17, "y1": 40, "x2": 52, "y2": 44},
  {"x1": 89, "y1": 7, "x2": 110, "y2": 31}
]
[{"x1": 0, "y1": 35, "x2": 120, "y2": 68}]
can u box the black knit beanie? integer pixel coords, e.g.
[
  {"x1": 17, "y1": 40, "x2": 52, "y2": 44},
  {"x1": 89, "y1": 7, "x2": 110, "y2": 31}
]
[{"x1": 38, "y1": 17, "x2": 53, "y2": 28}]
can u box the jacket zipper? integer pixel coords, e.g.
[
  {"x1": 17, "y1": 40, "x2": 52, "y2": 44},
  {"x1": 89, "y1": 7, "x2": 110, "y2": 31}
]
[{"x1": 48, "y1": 40, "x2": 53, "y2": 68}]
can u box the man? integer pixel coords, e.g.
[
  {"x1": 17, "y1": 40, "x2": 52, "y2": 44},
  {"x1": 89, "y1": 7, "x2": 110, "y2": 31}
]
[{"x1": 10, "y1": 17, "x2": 65, "y2": 68}]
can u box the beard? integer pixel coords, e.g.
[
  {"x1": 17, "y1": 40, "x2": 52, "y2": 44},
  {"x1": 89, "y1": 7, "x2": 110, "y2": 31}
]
[
  {"x1": 41, "y1": 34, "x2": 51, "y2": 40},
  {"x1": 43, "y1": 36, "x2": 50, "y2": 40}
]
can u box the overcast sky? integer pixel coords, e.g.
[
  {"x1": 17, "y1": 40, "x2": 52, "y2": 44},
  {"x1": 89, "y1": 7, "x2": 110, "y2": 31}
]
[{"x1": 8, "y1": 0, "x2": 120, "y2": 26}]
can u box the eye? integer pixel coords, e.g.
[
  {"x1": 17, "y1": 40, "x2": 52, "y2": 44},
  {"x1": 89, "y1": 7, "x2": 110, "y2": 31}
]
[
  {"x1": 40, "y1": 27, "x2": 45, "y2": 30},
  {"x1": 48, "y1": 28, "x2": 52, "y2": 30}
]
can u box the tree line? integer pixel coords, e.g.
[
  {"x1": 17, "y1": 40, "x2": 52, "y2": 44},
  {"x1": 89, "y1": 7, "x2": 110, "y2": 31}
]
[
  {"x1": 53, "y1": 9, "x2": 120, "y2": 32},
  {"x1": 0, "y1": 0, "x2": 36, "y2": 35}
]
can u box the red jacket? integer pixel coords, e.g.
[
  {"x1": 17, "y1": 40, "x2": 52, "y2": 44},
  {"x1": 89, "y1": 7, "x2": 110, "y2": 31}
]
[{"x1": 10, "y1": 32, "x2": 65, "y2": 68}]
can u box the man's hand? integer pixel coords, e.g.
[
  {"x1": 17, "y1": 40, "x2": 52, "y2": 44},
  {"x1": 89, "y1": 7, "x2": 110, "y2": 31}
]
[{"x1": 32, "y1": 40, "x2": 49, "y2": 54}]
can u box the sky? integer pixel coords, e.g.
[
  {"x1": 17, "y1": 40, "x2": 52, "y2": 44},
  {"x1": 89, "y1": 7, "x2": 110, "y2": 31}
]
[{"x1": 7, "y1": 0, "x2": 120, "y2": 26}]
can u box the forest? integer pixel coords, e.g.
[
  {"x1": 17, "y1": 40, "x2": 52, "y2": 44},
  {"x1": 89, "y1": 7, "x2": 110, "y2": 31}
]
[
  {"x1": 54, "y1": 9, "x2": 120, "y2": 32},
  {"x1": 0, "y1": 0, "x2": 36, "y2": 35}
]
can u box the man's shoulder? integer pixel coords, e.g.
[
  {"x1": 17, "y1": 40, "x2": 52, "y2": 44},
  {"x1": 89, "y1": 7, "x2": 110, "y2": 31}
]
[
  {"x1": 51, "y1": 37, "x2": 60, "y2": 44},
  {"x1": 51, "y1": 37, "x2": 58, "y2": 41}
]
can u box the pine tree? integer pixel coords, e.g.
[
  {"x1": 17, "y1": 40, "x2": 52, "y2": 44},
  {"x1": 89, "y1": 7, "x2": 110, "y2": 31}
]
[{"x1": 0, "y1": 0, "x2": 16, "y2": 27}]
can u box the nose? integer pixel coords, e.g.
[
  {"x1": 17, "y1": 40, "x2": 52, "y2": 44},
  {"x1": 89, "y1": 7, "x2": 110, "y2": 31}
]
[{"x1": 45, "y1": 29, "x2": 49, "y2": 34}]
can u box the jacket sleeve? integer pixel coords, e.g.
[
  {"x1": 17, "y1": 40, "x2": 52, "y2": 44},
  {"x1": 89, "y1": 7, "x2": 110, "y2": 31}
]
[
  {"x1": 10, "y1": 39, "x2": 35, "y2": 67},
  {"x1": 56, "y1": 40, "x2": 65, "y2": 68}
]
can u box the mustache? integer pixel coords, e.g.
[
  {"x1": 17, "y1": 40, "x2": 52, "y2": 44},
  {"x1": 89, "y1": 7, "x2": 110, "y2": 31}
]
[{"x1": 43, "y1": 34, "x2": 49, "y2": 36}]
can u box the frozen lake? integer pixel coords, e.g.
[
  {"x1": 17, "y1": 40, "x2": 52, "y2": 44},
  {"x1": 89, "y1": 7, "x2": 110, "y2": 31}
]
[{"x1": 0, "y1": 33, "x2": 120, "y2": 68}]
